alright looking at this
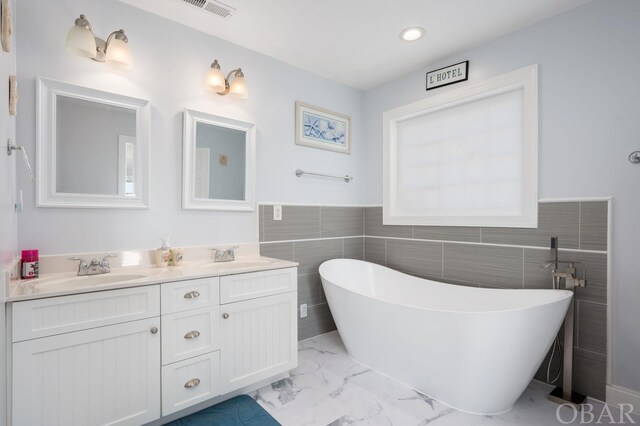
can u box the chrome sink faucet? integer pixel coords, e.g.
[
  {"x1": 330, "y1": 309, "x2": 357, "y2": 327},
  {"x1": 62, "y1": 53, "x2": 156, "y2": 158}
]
[
  {"x1": 69, "y1": 254, "x2": 117, "y2": 276},
  {"x1": 211, "y1": 246, "x2": 238, "y2": 263}
]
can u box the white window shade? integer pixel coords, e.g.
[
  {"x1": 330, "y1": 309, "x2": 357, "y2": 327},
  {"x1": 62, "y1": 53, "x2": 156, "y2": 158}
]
[{"x1": 383, "y1": 65, "x2": 538, "y2": 228}]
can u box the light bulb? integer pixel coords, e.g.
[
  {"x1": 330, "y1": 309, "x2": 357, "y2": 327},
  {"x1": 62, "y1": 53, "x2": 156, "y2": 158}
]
[
  {"x1": 229, "y1": 75, "x2": 248, "y2": 99},
  {"x1": 66, "y1": 24, "x2": 97, "y2": 58},
  {"x1": 400, "y1": 27, "x2": 425, "y2": 42},
  {"x1": 206, "y1": 67, "x2": 226, "y2": 93},
  {"x1": 105, "y1": 38, "x2": 133, "y2": 70}
]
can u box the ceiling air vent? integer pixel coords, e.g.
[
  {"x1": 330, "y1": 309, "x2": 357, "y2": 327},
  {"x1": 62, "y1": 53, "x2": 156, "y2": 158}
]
[{"x1": 180, "y1": 0, "x2": 236, "y2": 19}]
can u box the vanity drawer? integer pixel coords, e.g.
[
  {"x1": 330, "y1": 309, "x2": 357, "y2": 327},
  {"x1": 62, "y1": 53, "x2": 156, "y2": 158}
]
[
  {"x1": 12, "y1": 285, "x2": 160, "y2": 342},
  {"x1": 220, "y1": 267, "x2": 297, "y2": 304},
  {"x1": 162, "y1": 351, "x2": 221, "y2": 416},
  {"x1": 161, "y1": 306, "x2": 220, "y2": 365},
  {"x1": 161, "y1": 277, "x2": 220, "y2": 314}
]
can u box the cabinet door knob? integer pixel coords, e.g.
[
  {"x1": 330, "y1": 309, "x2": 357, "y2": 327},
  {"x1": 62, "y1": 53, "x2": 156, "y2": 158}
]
[
  {"x1": 184, "y1": 378, "x2": 201, "y2": 389},
  {"x1": 222, "y1": 313, "x2": 229, "y2": 319},
  {"x1": 184, "y1": 330, "x2": 201, "y2": 339},
  {"x1": 150, "y1": 327, "x2": 158, "y2": 334},
  {"x1": 184, "y1": 291, "x2": 200, "y2": 299}
]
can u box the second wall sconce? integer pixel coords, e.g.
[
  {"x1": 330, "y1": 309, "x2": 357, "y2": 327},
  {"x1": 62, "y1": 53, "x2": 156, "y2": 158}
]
[
  {"x1": 206, "y1": 59, "x2": 248, "y2": 99},
  {"x1": 66, "y1": 14, "x2": 133, "y2": 70}
]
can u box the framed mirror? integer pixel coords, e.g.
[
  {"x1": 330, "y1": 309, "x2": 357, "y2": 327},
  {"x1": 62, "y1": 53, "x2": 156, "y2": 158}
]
[
  {"x1": 37, "y1": 77, "x2": 150, "y2": 209},
  {"x1": 182, "y1": 109, "x2": 255, "y2": 211}
]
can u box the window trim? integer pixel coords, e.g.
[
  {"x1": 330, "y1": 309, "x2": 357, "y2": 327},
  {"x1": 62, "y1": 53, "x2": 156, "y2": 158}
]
[{"x1": 383, "y1": 64, "x2": 539, "y2": 228}]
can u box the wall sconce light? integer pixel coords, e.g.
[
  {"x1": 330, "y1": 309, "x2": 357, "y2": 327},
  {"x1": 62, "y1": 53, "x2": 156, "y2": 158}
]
[
  {"x1": 66, "y1": 14, "x2": 133, "y2": 70},
  {"x1": 206, "y1": 59, "x2": 248, "y2": 99}
]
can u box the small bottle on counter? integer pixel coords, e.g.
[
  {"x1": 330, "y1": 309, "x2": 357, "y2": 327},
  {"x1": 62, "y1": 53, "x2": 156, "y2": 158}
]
[
  {"x1": 21, "y1": 249, "x2": 39, "y2": 279},
  {"x1": 155, "y1": 237, "x2": 171, "y2": 267}
]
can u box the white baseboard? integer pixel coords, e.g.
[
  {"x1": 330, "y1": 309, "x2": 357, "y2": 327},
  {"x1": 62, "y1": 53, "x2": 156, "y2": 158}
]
[{"x1": 607, "y1": 385, "x2": 640, "y2": 415}]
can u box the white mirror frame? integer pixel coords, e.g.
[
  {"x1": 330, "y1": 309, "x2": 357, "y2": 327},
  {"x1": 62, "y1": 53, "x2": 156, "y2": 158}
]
[
  {"x1": 182, "y1": 108, "x2": 256, "y2": 211},
  {"x1": 36, "y1": 77, "x2": 150, "y2": 209}
]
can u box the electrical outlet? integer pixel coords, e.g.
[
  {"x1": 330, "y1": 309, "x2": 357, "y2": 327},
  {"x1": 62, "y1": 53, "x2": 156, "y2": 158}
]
[
  {"x1": 273, "y1": 205, "x2": 283, "y2": 221},
  {"x1": 300, "y1": 304, "x2": 307, "y2": 318}
]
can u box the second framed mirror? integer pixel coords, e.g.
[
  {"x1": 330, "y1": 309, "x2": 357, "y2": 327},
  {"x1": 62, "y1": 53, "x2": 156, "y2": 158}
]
[{"x1": 182, "y1": 109, "x2": 256, "y2": 211}]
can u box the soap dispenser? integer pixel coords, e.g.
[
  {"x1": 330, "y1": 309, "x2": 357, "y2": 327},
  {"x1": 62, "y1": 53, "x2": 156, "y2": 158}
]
[{"x1": 155, "y1": 237, "x2": 171, "y2": 267}]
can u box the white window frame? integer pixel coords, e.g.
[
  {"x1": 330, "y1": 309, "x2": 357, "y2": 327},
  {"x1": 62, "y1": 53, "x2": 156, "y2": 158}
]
[{"x1": 383, "y1": 64, "x2": 538, "y2": 228}]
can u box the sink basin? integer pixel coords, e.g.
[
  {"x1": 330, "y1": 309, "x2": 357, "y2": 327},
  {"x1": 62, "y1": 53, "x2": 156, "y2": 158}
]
[
  {"x1": 204, "y1": 259, "x2": 273, "y2": 269},
  {"x1": 33, "y1": 274, "x2": 147, "y2": 291}
]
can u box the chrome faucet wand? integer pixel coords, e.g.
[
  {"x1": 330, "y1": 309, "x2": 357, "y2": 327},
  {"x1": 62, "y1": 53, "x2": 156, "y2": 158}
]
[{"x1": 542, "y1": 237, "x2": 587, "y2": 409}]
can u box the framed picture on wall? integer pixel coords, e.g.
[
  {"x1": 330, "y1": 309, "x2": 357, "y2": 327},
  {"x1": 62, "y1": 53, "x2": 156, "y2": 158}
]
[{"x1": 295, "y1": 101, "x2": 351, "y2": 154}]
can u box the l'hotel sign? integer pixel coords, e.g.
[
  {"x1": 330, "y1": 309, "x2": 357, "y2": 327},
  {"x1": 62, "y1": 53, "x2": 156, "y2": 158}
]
[{"x1": 426, "y1": 61, "x2": 469, "y2": 90}]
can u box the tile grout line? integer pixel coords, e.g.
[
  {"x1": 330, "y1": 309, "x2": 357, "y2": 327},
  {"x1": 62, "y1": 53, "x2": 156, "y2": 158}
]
[
  {"x1": 441, "y1": 242, "x2": 444, "y2": 278},
  {"x1": 576, "y1": 299, "x2": 580, "y2": 349},
  {"x1": 522, "y1": 249, "x2": 525, "y2": 289},
  {"x1": 260, "y1": 235, "x2": 607, "y2": 255},
  {"x1": 579, "y1": 299, "x2": 607, "y2": 307},
  {"x1": 369, "y1": 235, "x2": 607, "y2": 254},
  {"x1": 578, "y1": 201, "x2": 582, "y2": 250},
  {"x1": 384, "y1": 238, "x2": 388, "y2": 266}
]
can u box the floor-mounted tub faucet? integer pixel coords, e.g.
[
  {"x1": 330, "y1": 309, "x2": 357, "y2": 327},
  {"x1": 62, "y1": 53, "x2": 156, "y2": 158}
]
[
  {"x1": 542, "y1": 260, "x2": 587, "y2": 289},
  {"x1": 541, "y1": 238, "x2": 587, "y2": 409}
]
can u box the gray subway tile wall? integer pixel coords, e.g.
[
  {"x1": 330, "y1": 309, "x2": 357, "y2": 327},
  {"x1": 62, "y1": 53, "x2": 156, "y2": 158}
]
[
  {"x1": 579, "y1": 201, "x2": 608, "y2": 251},
  {"x1": 443, "y1": 243, "x2": 524, "y2": 288},
  {"x1": 260, "y1": 201, "x2": 609, "y2": 401},
  {"x1": 386, "y1": 239, "x2": 443, "y2": 278},
  {"x1": 260, "y1": 206, "x2": 367, "y2": 341},
  {"x1": 480, "y1": 202, "x2": 580, "y2": 249},
  {"x1": 364, "y1": 207, "x2": 413, "y2": 238},
  {"x1": 363, "y1": 237, "x2": 386, "y2": 265},
  {"x1": 343, "y1": 237, "x2": 364, "y2": 260},
  {"x1": 262, "y1": 205, "x2": 321, "y2": 241},
  {"x1": 414, "y1": 225, "x2": 481, "y2": 242},
  {"x1": 320, "y1": 207, "x2": 364, "y2": 238}
]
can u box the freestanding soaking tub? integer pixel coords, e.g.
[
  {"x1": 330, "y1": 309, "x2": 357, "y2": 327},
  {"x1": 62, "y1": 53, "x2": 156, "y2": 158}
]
[{"x1": 319, "y1": 259, "x2": 572, "y2": 415}]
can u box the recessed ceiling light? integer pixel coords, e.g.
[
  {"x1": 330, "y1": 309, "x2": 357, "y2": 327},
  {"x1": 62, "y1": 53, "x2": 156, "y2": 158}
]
[{"x1": 400, "y1": 27, "x2": 425, "y2": 42}]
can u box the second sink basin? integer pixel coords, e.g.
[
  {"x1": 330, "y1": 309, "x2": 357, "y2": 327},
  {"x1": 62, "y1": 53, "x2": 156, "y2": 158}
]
[{"x1": 203, "y1": 258, "x2": 273, "y2": 269}]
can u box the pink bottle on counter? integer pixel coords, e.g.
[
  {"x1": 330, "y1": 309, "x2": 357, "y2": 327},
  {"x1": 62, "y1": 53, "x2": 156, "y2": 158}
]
[{"x1": 21, "y1": 249, "x2": 39, "y2": 279}]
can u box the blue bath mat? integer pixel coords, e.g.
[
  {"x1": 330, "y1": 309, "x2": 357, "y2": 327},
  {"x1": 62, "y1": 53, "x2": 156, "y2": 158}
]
[{"x1": 167, "y1": 394, "x2": 280, "y2": 426}]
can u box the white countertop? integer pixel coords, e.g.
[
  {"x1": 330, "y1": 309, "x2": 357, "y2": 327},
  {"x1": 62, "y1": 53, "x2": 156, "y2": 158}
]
[{"x1": 7, "y1": 256, "x2": 298, "y2": 302}]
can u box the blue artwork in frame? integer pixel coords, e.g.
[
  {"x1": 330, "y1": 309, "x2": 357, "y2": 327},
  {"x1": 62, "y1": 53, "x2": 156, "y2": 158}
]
[{"x1": 295, "y1": 102, "x2": 351, "y2": 154}]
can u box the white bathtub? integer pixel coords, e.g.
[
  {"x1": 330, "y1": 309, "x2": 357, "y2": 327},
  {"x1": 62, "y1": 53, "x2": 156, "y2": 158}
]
[{"x1": 319, "y1": 258, "x2": 572, "y2": 415}]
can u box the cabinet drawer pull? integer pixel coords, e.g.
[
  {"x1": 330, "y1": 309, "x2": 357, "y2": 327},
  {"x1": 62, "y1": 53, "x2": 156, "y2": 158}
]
[
  {"x1": 184, "y1": 330, "x2": 201, "y2": 339},
  {"x1": 184, "y1": 291, "x2": 200, "y2": 299},
  {"x1": 150, "y1": 327, "x2": 158, "y2": 334},
  {"x1": 184, "y1": 378, "x2": 201, "y2": 389},
  {"x1": 222, "y1": 313, "x2": 229, "y2": 319}
]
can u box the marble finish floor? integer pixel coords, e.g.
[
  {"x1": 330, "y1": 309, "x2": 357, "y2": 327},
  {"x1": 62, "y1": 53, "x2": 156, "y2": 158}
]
[{"x1": 252, "y1": 331, "x2": 638, "y2": 426}]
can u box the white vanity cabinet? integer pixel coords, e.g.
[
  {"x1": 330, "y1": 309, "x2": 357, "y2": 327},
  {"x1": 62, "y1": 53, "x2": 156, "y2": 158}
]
[
  {"x1": 11, "y1": 287, "x2": 161, "y2": 426},
  {"x1": 219, "y1": 268, "x2": 298, "y2": 393},
  {"x1": 160, "y1": 277, "x2": 223, "y2": 416},
  {"x1": 159, "y1": 268, "x2": 297, "y2": 414},
  {"x1": 9, "y1": 266, "x2": 298, "y2": 425}
]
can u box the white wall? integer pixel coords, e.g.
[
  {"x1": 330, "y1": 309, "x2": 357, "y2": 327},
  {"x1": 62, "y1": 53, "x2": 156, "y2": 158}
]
[
  {"x1": 0, "y1": 1, "x2": 17, "y2": 422},
  {"x1": 363, "y1": 0, "x2": 640, "y2": 394},
  {"x1": 0, "y1": 0, "x2": 17, "y2": 275},
  {"x1": 16, "y1": 0, "x2": 364, "y2": 254}
]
